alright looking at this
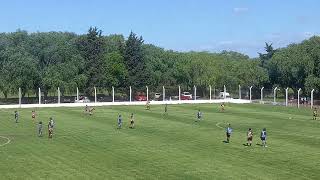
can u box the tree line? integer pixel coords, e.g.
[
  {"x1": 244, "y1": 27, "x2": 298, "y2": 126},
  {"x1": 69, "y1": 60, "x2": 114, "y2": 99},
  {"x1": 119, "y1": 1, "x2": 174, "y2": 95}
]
[{"x1": 0, "y1": 27, "x2": 319, "y2": 99}]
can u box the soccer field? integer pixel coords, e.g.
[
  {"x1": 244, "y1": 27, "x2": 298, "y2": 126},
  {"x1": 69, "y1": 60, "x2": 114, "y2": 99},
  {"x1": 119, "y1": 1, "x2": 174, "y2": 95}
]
[{"x1": 0, "y1": 104, "x2": 319, "y2": 180}]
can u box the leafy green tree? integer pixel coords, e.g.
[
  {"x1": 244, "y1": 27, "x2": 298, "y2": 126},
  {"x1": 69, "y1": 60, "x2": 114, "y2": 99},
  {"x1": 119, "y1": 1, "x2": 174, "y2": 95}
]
[
  {"x1": 124, "y1": 32, "x2": 150, "y2": 89},
  {"x1": 77, "y1": 27, "x2": 106, "y2": 94}
]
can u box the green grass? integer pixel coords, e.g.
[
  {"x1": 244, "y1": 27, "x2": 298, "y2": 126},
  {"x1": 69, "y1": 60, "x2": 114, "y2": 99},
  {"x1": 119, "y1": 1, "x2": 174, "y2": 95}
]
[{"x1": 0, "y1": 104, "x2": 319, "y2": 180}]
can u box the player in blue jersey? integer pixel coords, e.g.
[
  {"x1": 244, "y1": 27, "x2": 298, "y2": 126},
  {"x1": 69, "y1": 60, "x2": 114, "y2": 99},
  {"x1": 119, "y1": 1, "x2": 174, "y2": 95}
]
[
  {"x1": 117, "y1": 114, "x2": 122, "y2": 129},
  {"x1": 226, "y1": 124, "x2": 232, "y2": 143},
  {"x1": 260, "y1": 128, "x2": 267, "y2": 147}
]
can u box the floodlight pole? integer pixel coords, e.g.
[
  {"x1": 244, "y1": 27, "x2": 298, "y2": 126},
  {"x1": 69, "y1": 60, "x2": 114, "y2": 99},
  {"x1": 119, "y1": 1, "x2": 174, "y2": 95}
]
[
  {"x1": 146, "y1": 86, "x2": 149, "y2": 101},
  {"x1": 224, "y1": 85, "x2": 226, "y2": 99},
  {"x1": 311, "y1": 89, "x2": 315, "y2": 109},
  {"x1": 285, "y1": 87, "x2": 289, "y2": 106},
  {"x1": 239, "y1": 85, "x2": 241, "y2": 99},
  {"x1": 194, "y1": 86, "x2": 197, "y2": 100},
  {"x1": 249, "y1": 86, "x2": 253, "y2": 102},
  {"x1": 297, "y1": 88, "x2": 301, "y2": 108},
  {"x1": 129, "y1": 86, "x2": 132, "y2": 102},
  {"x1": 94, "y1": 87, "x2": 97, "y2": 103},
  {"x1": 58, "y1": 87, "x2": 60, "y2": 104},
  {"x1": 260, "y1": 87, "x2": 264, "y2": 103},
  {"x1": 209, "y1": 85, "x2": 212, "y2": 100},
  {"x1": 112, "y1": 86, "x2": 115, "y2": 103},
  {"x1": 38, "y1": 88, "x2": 41, "y2": 104},
  {"x1": 19, "y1": 87, "x2": 21, "y2": 108},
  {"x1": 178, "y1": 86, "x2": 181, "y2": 101},
  {"x1": 163, "y1": 86, "x2": 165, "y2": 102},
  {"x1": 273, "y1": 87, "x2": 278, "y2": 104}
]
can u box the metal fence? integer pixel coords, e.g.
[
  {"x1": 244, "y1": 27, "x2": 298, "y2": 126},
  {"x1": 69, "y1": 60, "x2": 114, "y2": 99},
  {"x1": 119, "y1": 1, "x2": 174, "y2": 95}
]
[{"x1": 0, "y1": 85, "x2": 319, "y2": 109}]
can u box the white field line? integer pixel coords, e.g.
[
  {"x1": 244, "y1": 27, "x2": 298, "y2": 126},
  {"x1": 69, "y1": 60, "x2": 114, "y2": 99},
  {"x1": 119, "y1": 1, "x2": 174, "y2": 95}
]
[{"x1": 0, "y1": 136, "x2": 11, "y2": 147}]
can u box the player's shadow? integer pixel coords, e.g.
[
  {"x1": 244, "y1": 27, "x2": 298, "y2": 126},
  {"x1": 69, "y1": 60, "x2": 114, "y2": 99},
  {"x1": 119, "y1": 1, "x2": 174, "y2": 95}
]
[
  {"x1": 256, "y1": 143, "x2": 263, "y2": 146},
  {"x1": 222, "y1": 140, "x2": 229, "y2": 143},
  {"x1": 242, "y1": 143, "x2": 249, "y2": 146}
]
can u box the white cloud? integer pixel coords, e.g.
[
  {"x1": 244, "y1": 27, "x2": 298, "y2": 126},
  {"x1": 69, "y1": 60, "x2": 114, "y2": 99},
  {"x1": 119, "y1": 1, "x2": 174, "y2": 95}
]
[{"x1": 233, "y1": 7, "x2": 249, "y2": 14}]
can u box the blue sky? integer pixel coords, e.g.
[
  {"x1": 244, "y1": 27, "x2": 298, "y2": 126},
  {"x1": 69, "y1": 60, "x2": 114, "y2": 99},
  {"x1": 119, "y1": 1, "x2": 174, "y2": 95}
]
[{"x1": 0, "y1": 0, "x2": 319, "y2": 57}]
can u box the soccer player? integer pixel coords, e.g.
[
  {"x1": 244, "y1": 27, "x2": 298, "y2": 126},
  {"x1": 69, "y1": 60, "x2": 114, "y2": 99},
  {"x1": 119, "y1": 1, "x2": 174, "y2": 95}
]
[
  {"x1": 146, "y1": 101, "x2": 150, "y2": 110},
  {"x1": 220, "y1": 103, "x2": 225, "y2": 112},
  {"x1": 48, "y1": 119, "x2": 54, "y2": 138},
  {"x1": 89, "y1": 108, "x2": 95, "y2": 116},
  {"x1": 14, "y1": 111, "x2": 19, "y2": 123},
  {"x1": 129, "y1": 113, "x2": 135, "y2": 129},
  {"x1": 247, "y1": 128, "x2": 253, "y2": 146},
  {"x1": 117, "y1": 114, "x2": 122, "y2": 129},
  {"x1": 226, "y1": 124, "x2": 232, "y2": 143},
  {"x1": 313, "y1": 107, "x2": 317, "y2": 120},
  {"x1": 260, "y1": 128, "x2": 267, "y2": 147},
  {"x1": 164, "y1": 104, "x2": 168, "y2": 114},
  {"x1": 38, "y1": 121, "x2": 43, "y2": 137},
  {"x1": 32, "y1": 110, "x2": 36, "y2": 121},
  {"x1": 85, "y1": 105, "x2": 89, "y2": 113},
  {"x1": 196, "y1": 110, "x2": 202, "y2": 122}
]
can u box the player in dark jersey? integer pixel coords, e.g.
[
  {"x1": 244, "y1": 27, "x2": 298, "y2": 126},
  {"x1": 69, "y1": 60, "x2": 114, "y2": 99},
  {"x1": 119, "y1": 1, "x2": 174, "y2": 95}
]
[
  {"x1": 85, "y1": 105, "x2": 89, "y2": 114},
  {"x1": 164, "y1": 104, "x2": 168, "y2": 114},
  {"x1": 196, "y1": 110, "x2": 202, "y2": 122},
  {"x1": 14, "y1": 111, "x2": 19, "y2": 123},
  {"x1": 38, "y1": 121, "x2": 43, "y2": 137},
  {"x1": 313, "y1": 108, "x2": 317, "y2": 120},
  {"x1": 129, "y1": 113, "x2": 135, "y2": 129}
]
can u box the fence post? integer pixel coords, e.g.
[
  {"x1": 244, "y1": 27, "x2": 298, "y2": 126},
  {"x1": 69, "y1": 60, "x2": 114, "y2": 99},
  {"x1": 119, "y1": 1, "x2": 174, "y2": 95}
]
[
  {"x1": 19, "y1": 88, "x2": 21, "y2": 108},
  {"x1": 76, "y1": 87, "x2": 79, "y2": 101},
  {"x1": 298, "y1": 88, "x2": 301, "y2": 108},
  {"x1": 311, "y1": 89, "x2": 315, "y2": 109},
  {"x1": 58, "y1": 87, "x2": 60, "y2": 104},
  {"x1": 94, "y1": 87, "x2": 97, "y2": 103},
  {"x1": 273, "y1": 87, "x2": 278, "y2": 104},
  {"x1": 194, "y1": 85, "x2": 197, "y2": 100},
  {"x1": 249, "y1": 86, "x2": 253, "y2": 102},
  {"x1": 179, "y1": 86, "x2": 181, "y2": 101},
  {"x1": 239, "y1": 85, "x2": 241, "y2": 99},
  {"x1": 146, "y1": 86, "x2": 149, "y2": 101},
  {"x1": 260, "y1": 87, "x2": 264, "y2": 103},
  {"x1": 285, "y1": 88, "x2": 288, "y2": 106},
  {"x1": 129, "y1": 86, "x2": 132, "y2": 102},
  {"x1": 38, "y1": 88, "x2": 41, "y2": 104},
  {"x1": 224, "y1": 85, "x2": 226, "y2": 99},
  {"x1": 112, "y1": 86, "x2": 115, "y2": 103},
  {"x1": 163, "y1": 86, "x2": 165, "y2": 101},
  {"x1": 209, "y1": 85, "x2": 212, "y2": 100}
]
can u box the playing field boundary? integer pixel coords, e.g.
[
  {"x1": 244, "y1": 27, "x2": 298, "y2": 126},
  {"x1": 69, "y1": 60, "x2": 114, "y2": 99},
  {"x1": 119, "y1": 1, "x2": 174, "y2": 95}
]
[
  {"x1": 0, "y1": 136, "x2": 11, "y2": 147},
  {"x1": 0, "y1": 99, "x2": 251, "y2": 109}
]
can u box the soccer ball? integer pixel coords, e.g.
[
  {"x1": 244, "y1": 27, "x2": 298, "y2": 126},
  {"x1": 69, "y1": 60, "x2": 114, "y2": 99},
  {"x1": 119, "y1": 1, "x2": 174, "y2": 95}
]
[{"x1": 289, "y1": 117, "x2": 292, "y2": 119}]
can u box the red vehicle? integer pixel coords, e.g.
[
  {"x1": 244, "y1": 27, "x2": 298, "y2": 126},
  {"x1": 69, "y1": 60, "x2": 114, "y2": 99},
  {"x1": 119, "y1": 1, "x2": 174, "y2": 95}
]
[
  {"x1": 180, "y1": 92, "x2": 192, "y2": 100},
  {"x1": 135, "y1": 93, "x2": 147, "y2": 101}
]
